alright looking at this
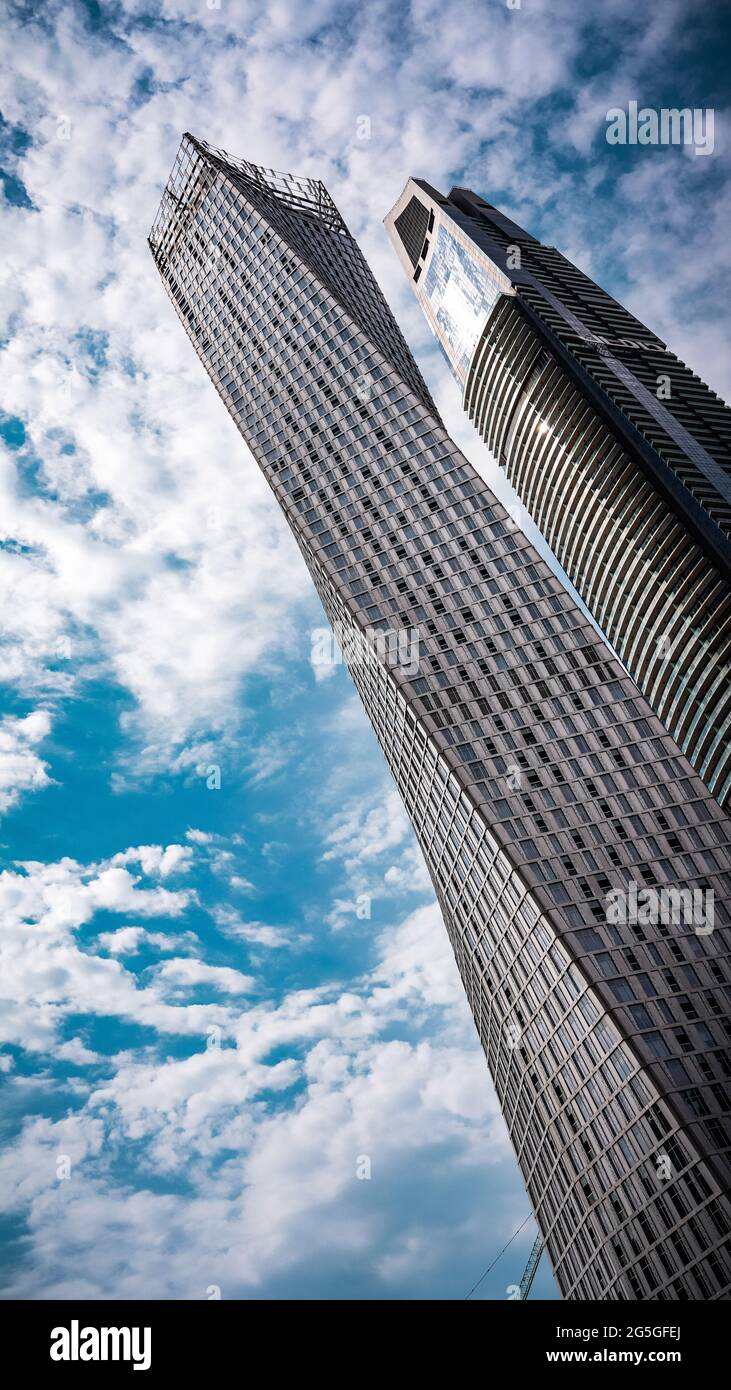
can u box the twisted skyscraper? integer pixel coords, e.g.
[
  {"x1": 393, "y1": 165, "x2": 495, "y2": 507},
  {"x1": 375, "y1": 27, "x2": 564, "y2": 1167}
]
[{"x1": 150, "y1": 136, "x2": 731, "y2": 1300}]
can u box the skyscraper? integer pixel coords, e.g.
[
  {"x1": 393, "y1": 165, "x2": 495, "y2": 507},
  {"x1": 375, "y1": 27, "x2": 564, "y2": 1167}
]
[
  {"x1": 385, "y1": 180, "x2": 731, "y2": 811},
  {"x1": 150, "y1": 136, "x2": 731, "y2": 1300}
]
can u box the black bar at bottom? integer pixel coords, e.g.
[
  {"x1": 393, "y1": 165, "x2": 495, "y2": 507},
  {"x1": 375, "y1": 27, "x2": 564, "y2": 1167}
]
[{"x1": 0, "y1": 1296, "x2": 724, "y2": 1375}]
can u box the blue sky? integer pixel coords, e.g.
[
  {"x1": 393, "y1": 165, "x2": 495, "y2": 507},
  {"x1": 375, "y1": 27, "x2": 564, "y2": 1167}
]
[{"x1": 0, "y1": 0, "x2": 729, "y2": 1301}]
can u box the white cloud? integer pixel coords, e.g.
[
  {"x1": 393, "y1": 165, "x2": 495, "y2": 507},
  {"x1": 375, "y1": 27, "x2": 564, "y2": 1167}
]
[
  {"x1": 321, "y1": 783, "x2": 434, "y2": 928},
  {"x1": 95, "y1": 926, "x2": 198, "y2": 956},
  {"x1": 212, "y1": 905, "x2": 294, "y2": 950},
  {"x1": 322, "y1": 787, "x2": 411, "y2": 869},
  {"x1": 111, "y1": 843, "x2": 193, "y2": 878},
  {"x1": 0, "y1": 707, "x2": 53, "y2": 813},
  {"x1": 229, "y1": 875, "x2": 256, "y2": 893},
  {"x1": 185, "y1": 828, "x2": 215, "y2": 844},
  {"x1": 152, "y1": 958, "x2": 256, "y2": 997},
  {"x1": 85, "y1": 865, "x2": 193, "y2": 917},
  {"x1": 55, "y1": 1038, "x2": 101, "y2": 1066},
  {"x1": 0, "y1": 845, "x2": 227, "y2": 1053}
]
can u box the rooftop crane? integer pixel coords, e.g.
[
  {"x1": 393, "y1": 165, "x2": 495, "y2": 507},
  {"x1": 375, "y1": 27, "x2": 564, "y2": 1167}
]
[{"x1": 518, "y1": 1234, "x2": 544, "y2": 1300}]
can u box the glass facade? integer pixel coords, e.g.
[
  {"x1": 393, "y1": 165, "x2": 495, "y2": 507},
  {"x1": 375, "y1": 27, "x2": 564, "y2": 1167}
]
[
  {"x1": 423, "y1": 223, "x2": 504, "y2": 385},
  {"x1": 386, "y1": 180, "x2": 731, "y2": 810},
  {"x1": 150, "y1": 136, "x2": 731, "y2": 1300}
]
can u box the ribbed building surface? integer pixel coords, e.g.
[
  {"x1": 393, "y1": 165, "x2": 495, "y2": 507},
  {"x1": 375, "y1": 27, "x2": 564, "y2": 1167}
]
[
  {"x1": 150, "y1": 136, "x2": 731, "y2": 1299},
  {"x1": 385, "y1": 181, "x2": 731, "y2": 809}
]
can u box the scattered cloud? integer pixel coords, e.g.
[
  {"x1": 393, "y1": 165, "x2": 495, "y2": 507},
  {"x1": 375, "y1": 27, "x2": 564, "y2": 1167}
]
[
  {"x1": 95, "y1": 925, "x2": 199, "y2": 956},
  {"x1": 0, "y1": 707, "x2": 53, "y2": 813},
  {"x1": 0, "y1": 834, "x2": 513, "y2": 1299},
  {"x1": 212, "y1": 905, "x2": 296, "y2": 950},
  {"x1": 151, "y1": 957, "x2": 257, "y2": 998}
]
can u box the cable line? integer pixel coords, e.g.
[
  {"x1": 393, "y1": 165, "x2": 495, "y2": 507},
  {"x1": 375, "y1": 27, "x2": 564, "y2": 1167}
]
[{"x1": 464, "y1": 1212, "x2": 534, "y2": 1301}]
